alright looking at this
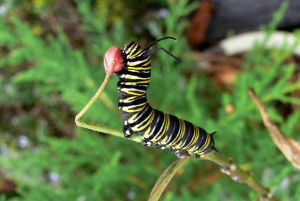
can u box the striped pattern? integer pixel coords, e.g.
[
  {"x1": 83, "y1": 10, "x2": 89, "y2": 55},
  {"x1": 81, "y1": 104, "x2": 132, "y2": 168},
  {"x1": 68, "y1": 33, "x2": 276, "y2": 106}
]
[{"x1": 116, "y1": 41, "x2": 215, "y2": 158}]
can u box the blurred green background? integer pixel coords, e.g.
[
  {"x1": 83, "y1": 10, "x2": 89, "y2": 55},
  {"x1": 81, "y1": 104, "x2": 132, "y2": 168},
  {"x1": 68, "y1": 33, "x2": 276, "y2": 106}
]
[{"x1": 0, "y1": 0, "x2": 300, "y2": 200}]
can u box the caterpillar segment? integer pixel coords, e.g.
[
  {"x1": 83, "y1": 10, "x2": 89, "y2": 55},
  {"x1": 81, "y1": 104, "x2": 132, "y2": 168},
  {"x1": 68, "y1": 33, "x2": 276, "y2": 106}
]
[{"x1": 116, "y1": 37, "x2": 216, "y2": 158}]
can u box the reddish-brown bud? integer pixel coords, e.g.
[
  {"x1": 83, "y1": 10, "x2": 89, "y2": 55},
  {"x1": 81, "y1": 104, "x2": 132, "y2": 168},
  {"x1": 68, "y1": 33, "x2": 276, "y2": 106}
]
[{"x1": 103, "y1": 46, "x2": 124, "y2": 76}]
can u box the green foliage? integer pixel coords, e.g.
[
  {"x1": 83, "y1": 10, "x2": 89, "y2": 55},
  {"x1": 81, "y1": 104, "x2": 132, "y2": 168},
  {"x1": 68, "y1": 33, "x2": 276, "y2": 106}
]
[{"x1": 0, "y1": 0, "x2": 300, "y2": 201}]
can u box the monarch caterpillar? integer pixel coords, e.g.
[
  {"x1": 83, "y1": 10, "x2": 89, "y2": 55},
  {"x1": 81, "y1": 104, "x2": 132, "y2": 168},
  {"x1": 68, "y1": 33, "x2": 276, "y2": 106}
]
[
  {"x1": 113, "y1": 37, "x2": 216, "y2": 158},
  {"x1": 75, "y1": 38, "x2": 272, "y2": 198}
]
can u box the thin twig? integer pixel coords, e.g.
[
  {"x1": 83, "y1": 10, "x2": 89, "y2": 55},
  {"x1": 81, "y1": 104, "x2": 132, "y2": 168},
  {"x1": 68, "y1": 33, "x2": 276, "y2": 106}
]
[
  {"x1": 203, "y1": 151, "x2": 279, "y2": 201},
  {"x1": 76, "y1": 120, "x2": 142, "y2": 143},
  {"x1": 249, "y1": 88, "x2": 300, "y2": 169}
]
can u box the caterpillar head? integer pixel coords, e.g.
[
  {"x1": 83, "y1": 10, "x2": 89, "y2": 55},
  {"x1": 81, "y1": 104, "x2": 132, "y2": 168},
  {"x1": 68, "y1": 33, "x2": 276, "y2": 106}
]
[
  {"x1": 103, "y1": 37, "x2": 180, "y2": 76},
  {"x1": 104, "y1": 46, "x2": 124, "y2": 76}
]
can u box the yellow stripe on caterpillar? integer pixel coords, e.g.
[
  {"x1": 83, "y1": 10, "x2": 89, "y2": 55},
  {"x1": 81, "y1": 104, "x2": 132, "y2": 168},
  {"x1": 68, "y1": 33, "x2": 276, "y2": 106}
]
[
  {"x1": 152, "y1": 114, "x2": 170, "y2": 142},
  {"x1": 142, "y1": 60, "x2": 151, "y2": 66},
  {"x1": 127, "y1": 66, "x2": 151, "y2": 70},
  {"x1": 151, "y1": 114, "x2": 168, "y2": 142},
  {"x1": 185, "y1": 126, "x2": 199, "y2": 150},
  {"x1": 124, "y1": 74, "x2": 150, "y2": 80},
  {"x1": 143, "y1": 127, "x2": 152, "y2": 138},
  {"x1": 122, "y1": 104, "x2": 146, "y2": 113},
  {"x1": 169, "y1": 119, "x2": 185, "y2": 146},
  {"x1": 121, "y1": 80, "x2": 151, "y2": 85},
  {"x1": 125, "y1": 43, "x2": 136, "y2": 55},
  {"x1": 131, "y1": 48, "x2": 144, "y2": 58},
  {"x1": 132, "y1": 110, "x2": 155, "y2": 132}
]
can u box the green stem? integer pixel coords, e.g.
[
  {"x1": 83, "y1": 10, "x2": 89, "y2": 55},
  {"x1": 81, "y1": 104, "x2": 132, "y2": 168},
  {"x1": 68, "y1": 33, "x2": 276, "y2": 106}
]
[
  {"x1": 203, "y1": 150, "x2": 279, "y2": 201},
  {"x1": 76, "y1": 119, "x2": 142, "y2": 143}
]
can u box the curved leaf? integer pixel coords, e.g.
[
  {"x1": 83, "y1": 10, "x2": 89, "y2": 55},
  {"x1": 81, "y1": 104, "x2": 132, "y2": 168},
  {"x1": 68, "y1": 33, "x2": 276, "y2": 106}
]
[{"x1": 147, "y1": 157, "x2": 191, "y2": 201}]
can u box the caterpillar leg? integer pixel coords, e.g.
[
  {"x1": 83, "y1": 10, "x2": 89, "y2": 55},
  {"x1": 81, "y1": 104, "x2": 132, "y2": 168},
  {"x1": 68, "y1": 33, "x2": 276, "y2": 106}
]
[
  {"x1": 155, "y1": 144, "x2": 166, "y2": 150},
  {"x1": 141, "y1": 141, "x2": 167, "y2": 149},
  {"x1": 141, "y1": 139, "x2": 153, "y2": 147},
  {"x1": 170, "y1": 147, "x2": 190, "y2": 158},
  {"x1": 194, "y1": 154, "x2": 201, "y2": 158},
  {"x1": 174, "y1": 151, "x2": 190, "y2": 159},
  {"x1": 123, "y1": 125, "x2": 134, "y2": 138}
]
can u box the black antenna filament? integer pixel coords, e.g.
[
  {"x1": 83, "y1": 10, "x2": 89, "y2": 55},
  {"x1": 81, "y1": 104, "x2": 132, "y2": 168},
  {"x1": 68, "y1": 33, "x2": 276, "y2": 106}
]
[{"x1": 143, "y1": 37, "x2": 180, "y2": 62}]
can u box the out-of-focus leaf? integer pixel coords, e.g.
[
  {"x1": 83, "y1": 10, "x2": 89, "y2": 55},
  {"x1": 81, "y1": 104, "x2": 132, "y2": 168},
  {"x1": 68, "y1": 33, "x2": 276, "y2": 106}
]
[
  {"x1": 249, "y1": 88, "x2": 300, "y2": 169},
  {"x1": 147, "y1": 157, "x2": 191, "y2": 201}
]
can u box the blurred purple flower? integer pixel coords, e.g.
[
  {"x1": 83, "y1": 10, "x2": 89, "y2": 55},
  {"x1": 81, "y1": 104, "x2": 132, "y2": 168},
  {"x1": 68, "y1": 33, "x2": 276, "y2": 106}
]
[
  {"x1": 0, "y1": 4, "x2": 7, "y2": 16},
  {"x1": 0, "y1": 144, "x2": 8, "y2": 156},
  {"x1": 126, "y1": 191, "x2": 136, "y2": 200},
  {"x1": 158, "y1": 8, "x2": 168, "y2": 18},
  {"x1": 48, "y1": 172, "x2": 60, "y2": 184},
  {"x1": 18, "y1": 135, "x2": 28, "y2": 148},
  {"x1": 11, "y1": 116, "x2": 19, "y2": 125},
  {"x1": 76, "y1": 195, "x2": 86, "y2": 201}
]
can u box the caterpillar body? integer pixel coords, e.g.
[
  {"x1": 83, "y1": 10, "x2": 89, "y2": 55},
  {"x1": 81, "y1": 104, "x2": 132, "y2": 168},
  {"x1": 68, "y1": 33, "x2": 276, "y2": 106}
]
[{"x1": 113, "y1": 37, "x2": 215, "y2": 158}]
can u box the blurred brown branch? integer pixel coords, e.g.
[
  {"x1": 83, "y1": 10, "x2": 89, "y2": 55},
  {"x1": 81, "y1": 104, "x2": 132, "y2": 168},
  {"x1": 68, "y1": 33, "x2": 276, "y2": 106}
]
[{"x1": 249, "y1": 88, "x2": 300, "y2": 169}]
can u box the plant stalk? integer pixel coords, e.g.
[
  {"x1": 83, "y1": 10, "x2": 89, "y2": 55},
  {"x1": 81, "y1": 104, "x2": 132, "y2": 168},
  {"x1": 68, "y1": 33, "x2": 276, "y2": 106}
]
[{"x1": 203, "y1": 150, "x2": 279, "y2": 201}]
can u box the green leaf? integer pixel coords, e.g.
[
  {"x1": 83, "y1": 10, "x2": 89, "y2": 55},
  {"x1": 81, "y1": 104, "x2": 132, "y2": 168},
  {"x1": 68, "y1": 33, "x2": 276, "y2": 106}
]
[{"x1": 148, "y1": 157, "x2": 190, "y2": 201}]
